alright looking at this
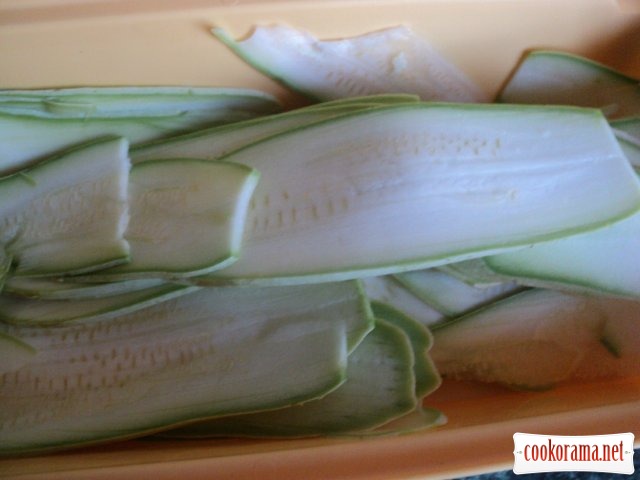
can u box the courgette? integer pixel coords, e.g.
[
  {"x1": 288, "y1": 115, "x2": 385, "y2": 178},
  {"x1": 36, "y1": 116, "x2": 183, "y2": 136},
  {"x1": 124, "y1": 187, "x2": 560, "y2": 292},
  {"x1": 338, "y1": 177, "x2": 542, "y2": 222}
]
[
  {"x1": 131, "y1": 102, "x2": 394, "y2": 163},
  {"x1": 362, "y1": 276, "x2": 445, "y2": 327},
  {"x1": 0, "y1": 281, "x2": 370, "y2": 454},
  {"x1": 0, "y1": 87, "x2": 279, "y2": 174},
  {"x1": 82, "y1": 158, "x2": 259, "y2": 280},
  {"x1": 430, "y1": 289, "x2": 605, "y2": 390},
  {"x1": 213, "y1": 25, "x2": 486, "y2": 102},
  {"x1": 191, "y1": 104, "x2": 640, "y2": 284},
  {"x1": 485, "y1": 191, "x2": 640, "y2": 299},
  {"x1": 498, "y1": 50, "x2": 640, "y2": 118},
  {"x1": 394, "y1": 269, "x2": 522, "y2": 317},
  {"x1": 4, "y1": 277, "x2": 166, "y2": 300},
  {"x1": 160, "y1": 319, "x2": 417, "y2": 438},
  {"x1": 0, "y1": 284, "x2": 196, "y2": 326},
  {"x1": 1, "y1": 137, "x2": 130, "y2": 277}
]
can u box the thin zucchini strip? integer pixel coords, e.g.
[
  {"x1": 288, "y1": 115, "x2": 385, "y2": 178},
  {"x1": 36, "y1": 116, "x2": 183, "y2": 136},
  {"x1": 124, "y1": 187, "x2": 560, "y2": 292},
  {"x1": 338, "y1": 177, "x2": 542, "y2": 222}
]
[
  {"x1": 394, "y1": 269, "x2": 523, "y2": 317},
  {"x1": 370, "y1": 302, "x2": 441, "y2": 399},
  {"x1": 4, "y1": 277, "x2": 166, "y2": 300},
  {"x1": 0, "y1": 284, "x2": 197, "y2": 326},
  {"x1": 1, "y1": 137, "x2": 130, "y2": 277},
  {"x1": 0, "y1": 86, "x2": 280, "y2": 118},
  {"x1": 362, "y1": 276, "x2": 445, "y2": 327},
  {"x1": 213, "y1": 25, "x2": 486, "y2": 102},
  {"x1": 611, "y1": 117, "x2": 640, "y2": 168},
  {"x1": 431, "y1": 289, "x2": 640, "y2": 389},
  {"x1": 82, "y1": 159, "x2": 259, "y2": 280},
  {"x1": 485, "y1": 195, "x2": 640, "y2": 299},
  {"x1": 193, "y1": 104, "x2": 640, "y2": 284},
  {"x1": 436, "y1": 258, "x2": 507, "y2": 288},
  {"x1": 0, "y1": 281, "x2": 369, "y2": 455},
  {"x1": 497, "y1": 50, "x2": 640, "y2": 118},
  {"x1": 161, "y1": 319, "x2": 417, "y2": 439},
  {"x1": 430, "y1": 289, "x2": 606, "y2": 390},
  {"x1": 0, "y1": 88, "x2": 279, "y2": 175},
  {"x1": 131, "y1": 103, "x2": 387, "y2": 163}
]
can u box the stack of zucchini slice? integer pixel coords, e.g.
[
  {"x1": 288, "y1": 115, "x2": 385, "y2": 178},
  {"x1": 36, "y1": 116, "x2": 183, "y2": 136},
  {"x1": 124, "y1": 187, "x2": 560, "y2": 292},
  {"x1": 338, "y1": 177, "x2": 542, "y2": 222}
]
[{"x1": 2, "y1": 29, "x2": 640, "y2": 456}]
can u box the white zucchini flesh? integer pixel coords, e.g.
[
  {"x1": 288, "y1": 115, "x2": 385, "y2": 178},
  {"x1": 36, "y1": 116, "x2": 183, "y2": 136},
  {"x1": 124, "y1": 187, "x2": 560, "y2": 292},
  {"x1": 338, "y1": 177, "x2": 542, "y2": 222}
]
[
  {"x1": 3, "y1": 277, "x2": 166, "y2": 300},
  {"x1": 498, "y1": 50, "x2": 640, "y2": 119},
  {"x1": 78, "y1": 158, "x2": 259, "y2": 280},
  {"x1": 430, "y1": 289, "x2": 606, "y2": 389},
  {"x1": 195, "y1": 104, "x2": 640, "y2": 284},
  {"x1": 0, "y1": 284, "x2": 197, "y2": 326},
  {"x1": 0, "y1": 332, "x2": 36, "y2": 376},
  {"x1": 213, "y1": 25, "x2": 487, "y2": 102},
  {"x1": 131, "y1": 103, "x2": 384, "y2": 163},
  {"x1": 0, "y1": 137, "x2": 130, "y2": 277},
  {"x1": 0, "y1": 281, "x2": 371, "y2": 455},
  {"x1": 362, "y1": 276, "x2": 445, "y2": 327},
  {"x1": 160, "y1": 319, "x2": 417, "y2": 438},
  {"x1": 394, "y1": 269, "x2": 522, "y2": 317},
  {"x1": 485, "y1": 203, "x2": 640, "y2": 300},
  {"x1": 0, "y1": 86, "x2": 280, "y2": 118}
]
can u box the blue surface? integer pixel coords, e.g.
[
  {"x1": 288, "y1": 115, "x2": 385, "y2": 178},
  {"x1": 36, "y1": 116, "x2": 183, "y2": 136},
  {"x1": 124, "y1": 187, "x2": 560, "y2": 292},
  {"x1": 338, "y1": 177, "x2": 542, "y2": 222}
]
[{"x1": 457, "y1": 449, "x2": 640, "y2": 479}]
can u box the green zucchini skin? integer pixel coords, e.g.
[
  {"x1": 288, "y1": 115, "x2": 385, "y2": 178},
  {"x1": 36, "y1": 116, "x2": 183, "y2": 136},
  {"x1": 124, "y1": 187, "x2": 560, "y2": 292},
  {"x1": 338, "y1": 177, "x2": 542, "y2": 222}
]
[
  {"x1": 0, "y1": 281, "x2": 370, "y2": 455},
  {"x1": 191, "y1": 103, "x2": 640, "y2": 285}
]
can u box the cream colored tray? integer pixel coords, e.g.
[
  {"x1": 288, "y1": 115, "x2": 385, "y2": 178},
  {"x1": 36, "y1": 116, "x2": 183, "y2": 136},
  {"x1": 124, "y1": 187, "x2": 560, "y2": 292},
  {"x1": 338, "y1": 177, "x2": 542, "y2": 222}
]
[{"x1": 1, "y1": 1, "x2": 639, "y2": 478}]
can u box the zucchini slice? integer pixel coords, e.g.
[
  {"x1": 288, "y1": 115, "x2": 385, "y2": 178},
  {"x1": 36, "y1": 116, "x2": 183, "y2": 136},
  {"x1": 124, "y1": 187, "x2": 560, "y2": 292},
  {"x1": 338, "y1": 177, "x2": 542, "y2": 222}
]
[
  {"x1": 394, "y1": 269, "x2": 523, "y2": 317},
  {"x1": 160, "y1": 319, "x2": 417, "y2": 439},
  {"x1": 0, "y1": 281, "x2": 369, "y2": 455},
  {"x1": 0, "y1": 284, "x2": 196, "y2": 326},
  {"x1": 370, "y1": 302, "x2": 441, "y2": 399},
  {"x1": 430, "y1": 289, "x2": 606, "y2": 390},
  {"x1": 194, "y1": 104, "x2": 640, "y2": 284},
  {"x1": 498, "y1": 50, "x2": 640, "y2": 118},
  {"x1": 83, "y1": 159, "x2": 259, "y2": 280},
  {"x1": 0, "y1": 86, "x2": 280, "y2": 118},
  {"x1": 611, "y1": 117, "x2": 640, "y2": 168},
  {"x1": 0, "y1": 88, "x2": 279, "y2": 175},
  {"x1": 436, "y1": 258, "x2": 506, "y2": 288},
  {"x1": 4, "y1": 277, "x2": 166, "y2": 300},
  {"x1": 131, "y1": 103, "x2": 386, "y2": 163},
  {"x1": 213, "y1": 25, "x2": 486, "y2": 102},
  {"x1": 485, "y1": 204, "x2": 640, "y2": 299},
  {"x1": 362, "y1": 276, "x2": 445, "y2": 327},
  {"x1": 352, "y1": 406, "x2": 446, "y2": 437},
  {"x1": 1, "y1": 137, "x2": 130, "y2": 277}
]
